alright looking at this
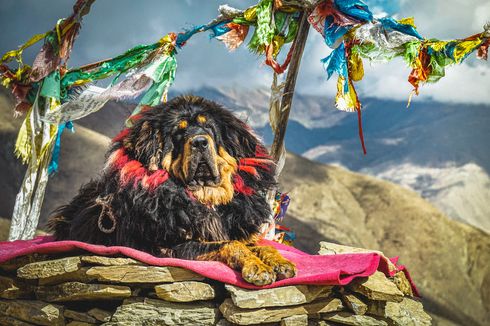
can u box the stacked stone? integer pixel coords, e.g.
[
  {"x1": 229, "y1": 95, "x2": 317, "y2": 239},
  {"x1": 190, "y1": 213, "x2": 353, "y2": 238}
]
[{"x1": 0, "y1": 242, "x2": 431, "y2": 325}]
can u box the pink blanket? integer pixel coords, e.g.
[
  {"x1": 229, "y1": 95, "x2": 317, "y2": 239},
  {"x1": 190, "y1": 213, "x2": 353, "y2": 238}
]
[{"x1": 0, "y1": 236, "x2": 418, "y2": 294}]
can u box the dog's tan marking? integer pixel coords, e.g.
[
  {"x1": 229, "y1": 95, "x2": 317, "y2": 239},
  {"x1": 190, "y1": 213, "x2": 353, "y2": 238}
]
[
  {"x1": 190, "y1": 146, "x2": 237, "y2": 206},
  {"x1": 249, "y1": 245, "x2": 297, "y2": 280},
  {"x1": 196, "y1": 114, "x2": 207, "y2": 124},
  {"x1": 162, "y1": 152, "x2": 172, "y2": 171},
  {"x1": 197, "y1": 239, "x2": 276, "y2": 286},
  {"x1": 178, "y1": 120, "x2": 188, "y2": 129}
]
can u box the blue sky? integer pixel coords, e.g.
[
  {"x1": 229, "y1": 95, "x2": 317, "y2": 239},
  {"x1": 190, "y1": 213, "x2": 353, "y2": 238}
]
[{"x1": 0, "y1": 0, "x2": 488, "y2": 104}]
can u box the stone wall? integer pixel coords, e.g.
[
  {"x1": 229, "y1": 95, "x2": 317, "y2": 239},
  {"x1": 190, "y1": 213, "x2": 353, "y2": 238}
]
[{"x1": 0, "y1": 243, "x2": 431, "y2": 325}]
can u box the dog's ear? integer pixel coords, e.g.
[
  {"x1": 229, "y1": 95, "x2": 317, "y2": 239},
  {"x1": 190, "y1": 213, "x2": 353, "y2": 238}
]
[
  {"x1": 130, "y1": 120, "x2": 173, "y2": 171},
  {"x1": 217, "y1": 117, "x2": 260, "y2": 159}
]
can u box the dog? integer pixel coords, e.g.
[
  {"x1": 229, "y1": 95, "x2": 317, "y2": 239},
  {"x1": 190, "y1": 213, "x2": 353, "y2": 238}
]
[{"x1": 48, "y1": 95, "x2": 296, "y2": 285}]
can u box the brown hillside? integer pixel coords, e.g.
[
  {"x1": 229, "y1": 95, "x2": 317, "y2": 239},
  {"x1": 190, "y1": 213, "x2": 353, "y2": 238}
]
[{"x1": 279, "y1": 152, "x2": 490, "y2": 325}]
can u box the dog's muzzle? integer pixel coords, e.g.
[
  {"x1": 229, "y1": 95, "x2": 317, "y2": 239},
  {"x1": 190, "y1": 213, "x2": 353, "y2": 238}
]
[{"x1": 186, "y1": 135, "x2": 220, "y2": 187}]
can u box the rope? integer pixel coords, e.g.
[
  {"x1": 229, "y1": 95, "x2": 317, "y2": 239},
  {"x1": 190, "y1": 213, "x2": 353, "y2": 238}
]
[{"x1": 95, "y1": 194, "x2": 117, "y2": 234}]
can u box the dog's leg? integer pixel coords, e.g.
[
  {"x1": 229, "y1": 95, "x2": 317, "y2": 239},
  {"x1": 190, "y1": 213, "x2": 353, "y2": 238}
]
[
  {"x1": 171, "y1": 241, "x2": 276, "y2": 286},
  {"x1": 249, "y1": 245, "x2": 297, "y2": 280}
]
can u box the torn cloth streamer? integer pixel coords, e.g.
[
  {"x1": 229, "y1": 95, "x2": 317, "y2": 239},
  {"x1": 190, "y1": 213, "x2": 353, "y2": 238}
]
[
  {"x1": 6, "y1": 1, "x2": 95, "y2": 241},
  {"x1": 10, "y1": 86, "x2": 59, "y2": 241}
]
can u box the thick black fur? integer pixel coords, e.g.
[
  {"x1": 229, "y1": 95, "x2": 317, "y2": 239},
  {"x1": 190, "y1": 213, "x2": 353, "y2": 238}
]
[{"x1": 48, "y1": 96, "x2": 276, "y2": 258}]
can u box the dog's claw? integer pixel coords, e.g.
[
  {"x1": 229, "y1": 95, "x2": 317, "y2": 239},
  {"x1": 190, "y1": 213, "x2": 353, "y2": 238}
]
[
  {"x1": 273, "y1": 259, "x2": 297, "y2": 280},
  {"x1": 242, "y1": 260, "x2": 276, "y2": 286}
]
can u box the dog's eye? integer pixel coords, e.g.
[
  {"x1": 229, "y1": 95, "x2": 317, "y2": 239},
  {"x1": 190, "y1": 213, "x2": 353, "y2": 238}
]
[
  {"x1": 196, "y1": 115, "x2": 207, "y2": 124},
  {"x1": 178, "y1": 120, "x2": 188, "y2": 129}
]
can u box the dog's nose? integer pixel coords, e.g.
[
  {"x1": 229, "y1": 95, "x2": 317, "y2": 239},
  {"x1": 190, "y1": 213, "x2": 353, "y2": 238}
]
[{"x1": 192, "y1": 136, "x2": 208, "y2": 150}]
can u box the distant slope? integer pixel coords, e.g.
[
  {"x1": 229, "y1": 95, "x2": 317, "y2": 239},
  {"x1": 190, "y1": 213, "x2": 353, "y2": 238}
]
[{"x1": 279, "y1": 152, "x2": 489, "y2": 326}]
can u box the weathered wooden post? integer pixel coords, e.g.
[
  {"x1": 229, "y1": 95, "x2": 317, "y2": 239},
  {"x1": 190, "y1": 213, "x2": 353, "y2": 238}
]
[{"x1": 265, "y1": 10, "x2": 310, "y2": 239}]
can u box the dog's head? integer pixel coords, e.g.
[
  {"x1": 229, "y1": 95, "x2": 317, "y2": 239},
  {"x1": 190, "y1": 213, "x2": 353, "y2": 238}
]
[{"x1": 107, "y1": 95, "x2": 275, "y2": 206}]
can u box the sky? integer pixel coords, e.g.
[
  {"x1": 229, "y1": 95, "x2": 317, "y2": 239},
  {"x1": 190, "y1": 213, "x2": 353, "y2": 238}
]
[{"x1": 0, "y1": 0, "x2": 488, "y2": 104}]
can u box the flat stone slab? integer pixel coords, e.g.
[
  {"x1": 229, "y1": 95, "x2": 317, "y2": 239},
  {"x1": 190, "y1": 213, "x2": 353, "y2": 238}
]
[
  {"x1": 385, "y1": 298, "x2": 432, "y2": 326},
  {"x1": 110, "y1": 297, "x2": 218, "y2": 325},
  {"x1": 87, "y1": 308, "x2": 112, "y2": 322},
  {"x1": 155, "y1": 281, "x2": 215, "y2": 302},
  {"x1": 80, "y1": 255, "x2": 142, "y2": 266},
  {"x1": 0, "y1": 275, "x2": 32, "y2": 299},
  {"x1": 322, "y1": 311, "x2": 388, "y2": 326},
  {"x1": 85, "y1": 265, "x2": 204, "y2": 283},
  {"x1": 38, "y1": 267, "x2": 95, "y2": 286},
  {"x1": 0, "y1": 315, "x2": 36, "y2": 326},
  {"x1": 393, "y1": 271, "x2": 413, "y2": 296},
  {"x1": 308, "y1": 321, "x2": 344, "y2": 326},
  {"x1": 0, "y1": 299, "x2": 65, "y2": 326},
  {"x1": 348, "y1": 271, "x2": 404, "y2": 302},
  {"x1": 36, "y1": 281, "x2": 131, "y2": 302},
  {"x1": 64, "y1": 309, "x2": 97, "y2": 323},
  {"x1": 17, "y1": 256, "x2": 81, "y2": 280},
  {"x1": 66, "y1": 322, "x2": 95, "y2": 326},
  {"x1": 281, "y1": 314, "x2": 308, "y2": 326},
  {"x1": 219, "y1": 297, "x2": 343, "y2": 325},
  {"x1": 225, "y1": 284, "x2": 332, "y2": 309},
  {"x1": 340, "y1": 291, "x2": 368, "y2": 315},
  {"x1": 0, "y1": 254, "x2": 49, "y2": 272}
]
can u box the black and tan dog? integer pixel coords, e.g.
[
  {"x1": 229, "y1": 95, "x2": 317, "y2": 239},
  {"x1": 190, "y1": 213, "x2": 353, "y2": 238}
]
[{"x1": 48, "y1": 95, "x2": 296, "y2": 285}]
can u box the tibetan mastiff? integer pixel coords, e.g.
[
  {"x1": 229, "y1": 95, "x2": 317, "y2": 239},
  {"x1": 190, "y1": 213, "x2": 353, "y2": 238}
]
[{"x1": 48, "y1": 95, "x2": 296, "y2": 285}]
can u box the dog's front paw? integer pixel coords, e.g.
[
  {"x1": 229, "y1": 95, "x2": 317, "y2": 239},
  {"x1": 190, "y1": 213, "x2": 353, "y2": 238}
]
[
  {"x1": 242, "y1": 259, "x2": 276, "y2": 286},
  {"x1": 272, "y1": 258, "x2": 297, "y2": 280}
]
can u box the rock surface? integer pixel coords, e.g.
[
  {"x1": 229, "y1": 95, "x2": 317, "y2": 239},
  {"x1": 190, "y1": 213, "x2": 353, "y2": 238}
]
[
  {"x1": 155, "y1": 281, "x2": 216, "y2": 302},
  {"x1": 384, "y1": 298, "x2": 432, "y2": 326},
  {"x1": 339, "y1": 291, "x2": 368, "y2": 315},
  {"x1": 110, "y1": 297, "x2": 219, "y2": 325},
  {"x1": 17, "y1": 257, "x2": 82, "y2": 280},
  {"x1": 36, "y1": 281, "x2": 131, "y2": 302},
  {"x1": 225, "y1": 284, "x2": 332, "y2": 309},
  {"x1": 80, "y1": 255, "x2": 142, "y2": 266},
  {"x1": 219, "y1": 297, "x2": 344, "y2": 325},
  {"x1": 281, "y1": 314, "x2": 308, "y2": 326},
  {"x1": 87, "y1": 308, "x2": 112, "y2": 322},
  {"x1": 0, "y1": 275, "x2": 32, "y2": 299},
  {"x1": 64, "y1": 309, "x2": 97, "y2": 323},
  {"x1": 322, "y1": 311, "x2": 388, "y2": 326},
  {"x1": 348, "y1": 271, "x2": 404, "y2": 302},
  {"x1": 85, "y1": 265, "x2": 204, "y2": 283},
  {"x1": 0, "y1": 299, "x2": 64, "y2": 326}
]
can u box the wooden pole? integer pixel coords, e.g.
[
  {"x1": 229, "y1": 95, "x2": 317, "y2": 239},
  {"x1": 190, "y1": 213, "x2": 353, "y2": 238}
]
[
  {"x1": 264, "y1": 11, "x2": 310, "y2": 240},
  {"x1": 270, "y1": 12, "x2": 310, "y2": 165}
]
